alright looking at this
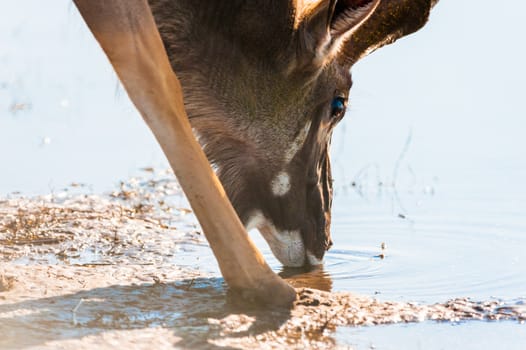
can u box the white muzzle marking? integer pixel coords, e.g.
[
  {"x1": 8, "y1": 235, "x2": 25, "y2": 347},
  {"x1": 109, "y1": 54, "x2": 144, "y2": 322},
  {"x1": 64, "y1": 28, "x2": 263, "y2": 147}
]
[
  {"x1": 260, "y1": 226, "x2": 305, "y2": 267},
  {"x1": 246, "y1": 211, "x2": 306, "y2": 267}
]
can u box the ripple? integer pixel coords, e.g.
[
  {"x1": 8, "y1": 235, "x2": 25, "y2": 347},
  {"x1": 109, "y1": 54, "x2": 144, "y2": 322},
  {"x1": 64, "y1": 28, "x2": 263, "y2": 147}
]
[{"x1": 326, "y1": 200, "x2": 526, "y2": 303}]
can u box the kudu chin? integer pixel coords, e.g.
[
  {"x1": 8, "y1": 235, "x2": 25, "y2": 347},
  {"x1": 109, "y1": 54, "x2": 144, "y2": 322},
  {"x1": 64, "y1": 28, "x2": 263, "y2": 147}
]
[{"x1": 74, "y1": 0, "x2": 438, "y2": 305}]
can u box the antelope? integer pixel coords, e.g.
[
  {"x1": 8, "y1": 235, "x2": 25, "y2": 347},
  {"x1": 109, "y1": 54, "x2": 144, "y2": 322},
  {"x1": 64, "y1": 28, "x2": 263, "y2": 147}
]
[{"x1": 73, "y1": 0, "x2": 438, "y2": 306}]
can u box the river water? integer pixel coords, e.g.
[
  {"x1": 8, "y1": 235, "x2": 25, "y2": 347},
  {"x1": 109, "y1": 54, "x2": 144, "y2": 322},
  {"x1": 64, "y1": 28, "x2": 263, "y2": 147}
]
[{"x1": 1, "y1": 0, "x2": 525, "y2": 349}]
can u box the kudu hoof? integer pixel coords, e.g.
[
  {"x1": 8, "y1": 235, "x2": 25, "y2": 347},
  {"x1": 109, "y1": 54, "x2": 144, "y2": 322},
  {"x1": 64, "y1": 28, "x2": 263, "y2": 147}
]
[{"x1": 228, "y1": 277, "x2": 297, "y2": 309}]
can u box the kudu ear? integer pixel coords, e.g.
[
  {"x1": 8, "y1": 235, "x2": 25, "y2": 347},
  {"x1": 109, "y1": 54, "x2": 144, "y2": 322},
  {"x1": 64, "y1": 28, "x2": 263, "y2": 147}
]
[
  {"x1": 296, "y1": 0, "x2": 380, "y2": 68},
  {"x1": 337, "y1": 0, "x2": 440, "y2": 67}
]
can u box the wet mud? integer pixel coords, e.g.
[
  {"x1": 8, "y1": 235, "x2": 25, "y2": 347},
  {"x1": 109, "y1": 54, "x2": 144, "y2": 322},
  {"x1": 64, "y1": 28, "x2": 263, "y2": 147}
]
[{"x1": 1, "y1": 171, "x2": 525, "y2": 349}]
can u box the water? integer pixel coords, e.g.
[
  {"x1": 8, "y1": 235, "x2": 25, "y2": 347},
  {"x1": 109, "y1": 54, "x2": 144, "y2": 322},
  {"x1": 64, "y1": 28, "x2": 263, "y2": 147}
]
[
  {"x1": 1, "y1": 0, "x2": 526, "y2": 348},
  {"x1": 332, "y1": 186, "x2": 526, "y2": 302},
  {"x1": 253, "y1": 184, "x2": 526, "y2": 304},
  {"x1": 337, "y1": 321, "x2": 526, "y2": 350}
]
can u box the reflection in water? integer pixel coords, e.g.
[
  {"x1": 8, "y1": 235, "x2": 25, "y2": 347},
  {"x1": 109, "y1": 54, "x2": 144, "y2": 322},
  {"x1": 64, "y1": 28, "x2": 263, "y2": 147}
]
[
  {"x1": 2, "y1": 0, "x2": 526, "y2": 348},
  {"x1": 0, "y1": 276, "x2": 286, "y2": 349},
  {"x1": 2, "y1": 264, "x2": 524, "y2": 350},
  {"x1": 1, "y1": 179, "x2": 526, "y2": 349},
  {"x1": 280, "y1": 266, "x2": 333, "y2": 292}
]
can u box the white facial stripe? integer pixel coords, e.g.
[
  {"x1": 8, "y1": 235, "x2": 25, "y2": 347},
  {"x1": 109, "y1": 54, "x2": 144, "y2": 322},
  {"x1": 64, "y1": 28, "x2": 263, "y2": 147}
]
[
  {"x1": 284, "y1": 121, "x2": 311, "y2": 163},
  {"x1": 271, "y1": 171, "x2": 291, "y2": 197},
  {"x1": 245, "y1": 211, "x2": 266, "y2": 232}
]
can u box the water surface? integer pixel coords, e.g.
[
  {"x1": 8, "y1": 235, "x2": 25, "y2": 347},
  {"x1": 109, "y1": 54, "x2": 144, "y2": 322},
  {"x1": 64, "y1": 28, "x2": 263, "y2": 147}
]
[{"x1": 1, "y1": 0, "x2": 526, "y2": 348}]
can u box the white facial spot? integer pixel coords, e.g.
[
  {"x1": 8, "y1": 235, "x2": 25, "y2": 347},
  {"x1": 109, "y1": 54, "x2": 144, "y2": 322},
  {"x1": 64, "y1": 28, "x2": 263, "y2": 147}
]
[
  {"x1": 306, "y1": 251, "x2": 323, "y2": 266},
  {"x1": 284, "y1": 121, "x2": 311, "y2": 163},
  {"x1": 271, "y1": 171, "x2": 291, "y2": 197}
]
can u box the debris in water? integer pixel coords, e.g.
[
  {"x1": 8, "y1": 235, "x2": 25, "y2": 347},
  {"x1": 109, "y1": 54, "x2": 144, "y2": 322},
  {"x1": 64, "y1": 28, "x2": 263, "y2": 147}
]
[
  {"x1": 41, "y1": 137, "x2": 52, "y2": 146},
  {"x1": 9, "y1": 102, "x2": 31, "y2": 114},
  {"x1": 1, "y1": 170, "x2": 524, "y2": 349}
]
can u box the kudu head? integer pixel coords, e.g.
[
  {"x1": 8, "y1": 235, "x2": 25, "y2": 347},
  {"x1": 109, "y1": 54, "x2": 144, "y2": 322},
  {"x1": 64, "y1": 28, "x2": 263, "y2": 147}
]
[{"x1": 150, "y1": 0, "x2": 437, "y2": 267}]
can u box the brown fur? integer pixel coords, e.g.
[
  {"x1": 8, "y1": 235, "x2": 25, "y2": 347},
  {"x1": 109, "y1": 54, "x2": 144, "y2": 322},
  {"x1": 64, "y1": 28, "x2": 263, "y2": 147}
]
[
  {"x1": 146, "y1": 0, "x2": 437, "y2": 264},
  {"x1": 72, "y1": 0, "x2": 437, "y2": 304}
]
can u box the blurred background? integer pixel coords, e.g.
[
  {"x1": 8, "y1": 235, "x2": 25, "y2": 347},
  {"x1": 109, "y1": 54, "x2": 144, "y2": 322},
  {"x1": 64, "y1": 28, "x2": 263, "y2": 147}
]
[{"x1": 1, "y1": 0, "x2": 524, "y2": 196}]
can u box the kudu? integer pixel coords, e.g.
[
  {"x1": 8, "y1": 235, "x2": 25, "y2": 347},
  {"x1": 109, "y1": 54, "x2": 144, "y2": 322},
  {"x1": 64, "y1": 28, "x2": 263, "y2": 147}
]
[{"x1": 73, "y1": 0, "x2": 438, "y2": 306}]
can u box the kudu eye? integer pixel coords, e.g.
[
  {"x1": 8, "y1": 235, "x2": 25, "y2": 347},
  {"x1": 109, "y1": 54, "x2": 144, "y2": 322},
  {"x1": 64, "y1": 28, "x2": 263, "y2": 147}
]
[{"x1": 330, "y1": 97, "x2": 346, "y2": 118}]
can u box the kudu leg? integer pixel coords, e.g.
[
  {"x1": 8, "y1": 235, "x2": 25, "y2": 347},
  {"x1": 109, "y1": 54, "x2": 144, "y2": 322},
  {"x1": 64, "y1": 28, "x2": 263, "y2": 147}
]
[{"x1": 73, "y1": 0, "x2": 296, "y2": 306}]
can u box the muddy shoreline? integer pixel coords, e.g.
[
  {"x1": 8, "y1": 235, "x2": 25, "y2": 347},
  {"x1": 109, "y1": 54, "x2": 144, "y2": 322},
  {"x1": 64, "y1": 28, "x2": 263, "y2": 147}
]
[{"x1": 1, "y1": 173, "x2": 525, "y2": 349}]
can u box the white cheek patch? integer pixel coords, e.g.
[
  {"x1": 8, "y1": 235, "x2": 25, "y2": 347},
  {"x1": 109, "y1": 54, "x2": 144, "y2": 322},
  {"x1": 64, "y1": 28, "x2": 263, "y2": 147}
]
[
  {"x1": 271, "y1": 171, "x2": 291, "y2": 197},
  {"x1": 284, "y1": 121, "x2": 311, "y2": 163}
]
